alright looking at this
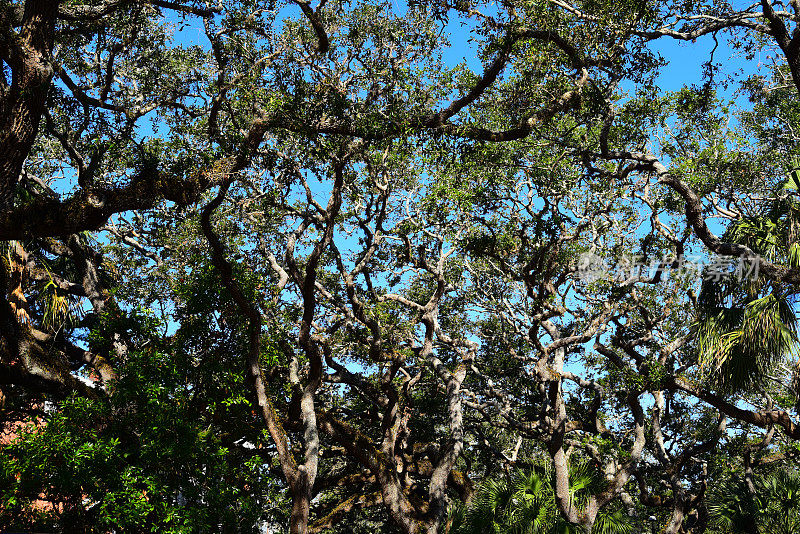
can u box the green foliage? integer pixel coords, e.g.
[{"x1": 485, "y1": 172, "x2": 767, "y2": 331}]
[
  {"x1": 450, "y1": 459, "x2": 633, "y2": 534},
  {"x1": 0, "y1": 244, "x2": 282, "y2": 532},
  {"x1": 696, "y1": 291, "x2": 798, "y2": 392},
  {"x1": 707, "y1": 468, "x2": 800, "y2": 534},
  {"x1": 1, "y1": 344, "x2": 276, "y2": 533},
  {"x1": 9, "y1": 1, "x2": 800, "y2": 532}
]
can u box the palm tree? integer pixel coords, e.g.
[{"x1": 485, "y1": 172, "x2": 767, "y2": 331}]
[
  {"x1": 694, "y1": 165, "x2": 800, "y2": 392},
  {"x1": 707, "y1": 468, "x2": 800, "y2": 534},
  {"x1": 448, "y1": 459, "x2": 632, "y2": 534},
  {"x1": 695, "y1": 284, "x2": 798, "y2": 392}
]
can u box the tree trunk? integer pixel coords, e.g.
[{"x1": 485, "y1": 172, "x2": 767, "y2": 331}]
[
  {"x1": 665, "y1": 504, "x2": 685, "y2": 534},
  {"x1": 289, "y1": 475, "x2": 312, "y2": 534},
  {"x1": 0, "y1": 0, "x2": 58, "y2": 206}
]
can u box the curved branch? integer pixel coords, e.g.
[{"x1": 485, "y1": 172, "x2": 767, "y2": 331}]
[{"x1": 293, "y1": 0, "x2": 330, "y2": 53}]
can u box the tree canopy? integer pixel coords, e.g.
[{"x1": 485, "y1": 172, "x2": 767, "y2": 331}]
[{"x1": 3, "y1": 1, "x2": 800, "y2": 533}]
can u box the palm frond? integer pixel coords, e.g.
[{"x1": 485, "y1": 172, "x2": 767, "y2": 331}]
[
  {"x1": 707, "y1": 478, "x2": 757, "y2": 533},
  {"x1": 593, "y1": 508, "x2": 634, "y2": 534},
  {"x1": 452, "y1": 458, "x2": 632, "y2": 534},
  {"x1": 696, "y1": 292, "x2": 798, "y2": 392},
  {"x1": 708, "y1": 469, "x2": 800, "y2": 534}
]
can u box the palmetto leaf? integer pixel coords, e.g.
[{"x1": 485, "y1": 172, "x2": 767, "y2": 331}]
[
  {"x1": 40, "y1": 268, "x2": 81, "y2": 333},
  {"x1": 728, "y1": 217, "x2": 783, "y2": 261},
  {"x1": 452, "y1": 459, "x2": 632, "y2": 534},
  {"x1": 785, "y1": 157, "x2": 800, "y2": 192},
  {"x1": 708, "y1": 469, "x2": 800, "y2": 534},
  {"x1": 696, "y1": 292, "x2": 798, "y2": 392},
  {"x1": 707, "y1": 478, "x2": 758, "y2": 533},
  {"x1": 593, "y1": 509, "x2": 635, "y2": 534},
  {"x1": 790, "y1": 243, "x2": 800, "y2": 270},
  {"x1": 697, "y1": 161, "x2": 800, "y2": 393}
]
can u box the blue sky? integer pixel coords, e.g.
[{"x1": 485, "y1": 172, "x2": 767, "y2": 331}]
[{"x1": 108, "y1": 5, "x2": 772, "y2": 357}]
